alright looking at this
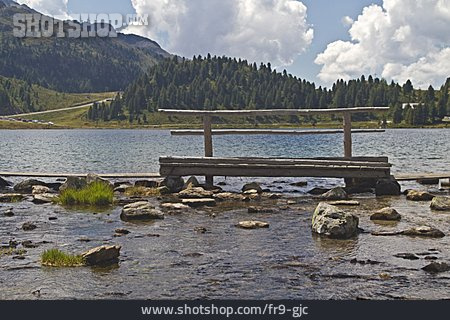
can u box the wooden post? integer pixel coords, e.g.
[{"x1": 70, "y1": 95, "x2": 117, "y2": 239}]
[
  {"x1": 203, "y1": 115, "x2": 214, "y2": 187},
  {"x1": 343, "y1": 112, "x2": 352, "y2": 158}
]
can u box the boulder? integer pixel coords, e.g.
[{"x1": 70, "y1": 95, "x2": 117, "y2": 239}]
[
  {"x1": 59, "y1": 177, "x2": 87, "y2": 192},
  {"x1": 161, "y1": 203, "x2": 190, "y2": 211},
  {"x1": 134, "y1": 180, "x2": 159, "y2": 188},
  {"x1": 0, "y1": 193, "x2": 24, "y2": 203},
  {"x1": 311, "y1": 202, "x2": 359, "y2": 239},
  {"x1": 120, "y1": 201, "x2": 165, "y2": 221},
  {"x1": 182, "y1": 176, "x2": 200, "y2": 190},
  {"x1": 86, "y1": 174, "x2": 111, "y2": 186},
  {"x1": 32, "y1": 193, "x2": 58, "y2": 204},
  {"x1": 406, "y1": 190, "x2": 435, "y2": 201},
  {"x1": 0, "y1": 177, "x2": 11, "y2": 188},
  {"x1": 307, "y1": 187, "x2": 330, "y2": 195},
  {"x1": 236, "y1": 220, "x2": 270, "y2": 229},
  {"x1": 81, "y1": 245, "x2": 121, "y2": 266},
  {"x1": 422, "y1": 262, "x2": 450, "y2": 273},
  {"x1": 178, "y1": 187, "x2": 213, "y2": 199},
  {"x1": 320, "y1": 187, "x2": 349, "y2": 200},
  {"x1": 113, "y1": 184, "x2": 133, "y2": 193},
  {"x1": 370, "y1": 207, "x2": 401, "y2": 221},
  {"x1": 430, "y1": 197, "x2": 450, "y2": 211},
  {"x1": 375, "y1": 176, "x2": 401, "y2": 196},
  {"x1": 214, "y1": 192, "x2": 245, "y2": 202},
  {"x1": 32, "y1": 185, "x2": 51, "y2": 195},
  {"x1": 402, "y1": 226, "x2": 445, "y2": 238},
  {"x1": 14, "y1": 179, "x2": 47, "y2": 193},
  {"x1": 181, "y1": 198, "x2": 216, "y2": 208},
  {"x1": 242, "y1": 182, "x2": 263, "y2": 194},
  {"x1": 160, "y1": 176, "x2": 184, "y2": 193}
]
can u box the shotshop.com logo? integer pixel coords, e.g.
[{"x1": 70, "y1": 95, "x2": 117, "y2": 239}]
[{"x1": 13, "y1": 13, "x2": 149, "y2": 38}]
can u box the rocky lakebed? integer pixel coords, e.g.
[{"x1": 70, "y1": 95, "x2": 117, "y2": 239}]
[{"x1": 0, "y1": 174, "x2": 449, "y2": 300}]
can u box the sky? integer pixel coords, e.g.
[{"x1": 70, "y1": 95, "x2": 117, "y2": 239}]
[{"x1": 16, "y1": 0, "x2": 450, "y2": 89}]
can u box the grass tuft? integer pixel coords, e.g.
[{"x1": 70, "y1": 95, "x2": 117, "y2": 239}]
[
  {"x1": 58, "y1": 181, "x2": 114, "y2": 206},
  {"x1": 41, "y1": 249, "x2": 85, "y2": 267}
]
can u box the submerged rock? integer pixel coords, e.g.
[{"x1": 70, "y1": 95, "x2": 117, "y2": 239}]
[
  {"x1": 402, "y1": 226, "x2": 445, "y2": 238},
  {"x1": 4, "y1": 208, "x2": 14, "y2": 217},
  {"x1": 394, "y1": 253, "x2": 420, "y2": 260},
  {"x1": 311, "y1": 202, "x2": 359, "y2": 239},
  {"x1": 327, "y1": 200, "x2": 360, "y2": 206},
  {"x1": 14, "y1": 179, "x2": 47, "y2": 193},
  {"x1": 22, "y1": 222, "x2": 37, "y2": 231},
  {"x1": 406, "y1": 190, "x2": 435, "y2": 201},
  {"x1": 59, "y1": 177, "x2": 87, "y2": 192},
  {"x1": 242, "y1": 182, "x2": 263, "y2": 194},
  {"x1": 320, "y1": 187, "x2": 349, "y2": 201},
  {"x1": 120, "y1": 201, "x2": 164, "y2": 221},
  {"x1": 160, "y1": 176, "x2": 184, "y2": 193},
  {"x1": 161, "y1": 203, "x2": 190, "y2": 211},
  {"x1": 290, "y1": 181, "x2": 308, "y2": 187},
  {"x1": 370, "y1": 207, "x2": 401, "y2": 221},
  {"x1": 0, "y1": 193, "x2": 24, "y2": 203},
  {"x1": 430, "y1": 197, "x2": 450, "y2": 211},
  {"x1": 236, "y1": 220, "x2": 270, "y2": 229},
  {"x1": 375, "y1": 177, "x2": 401, "y2": 196},
  {"x1": 422, "y1": 262, "x2": 450, "y2": 273},
  {"x1": 307, "y1": 187, "x2": 330, "y2": 195},
  {"x1": 178, "y1": 187, "x2": 213, "y2": 199},
  {"x1": 181, "y1": 198, "x2": 216, "y2": 208},
  {"x1": 248, "y1": 206, "x2": 274, "y2": 214},
  {"x1": 81, "y1": 245, "x2": 121, "y2": 266}
]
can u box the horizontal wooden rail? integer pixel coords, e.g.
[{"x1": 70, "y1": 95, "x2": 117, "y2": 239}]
[
  {"x1": 158, "y1": 107, "x2": 389, "y2": 117},
  {"x1": 0, "y1": 172, "x2": 161, "y2": 178},
  {"x1": 170, "y1": 129, "x2": 385, "y2": 136}
]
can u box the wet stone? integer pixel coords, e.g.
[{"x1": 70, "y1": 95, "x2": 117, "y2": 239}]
[{"x1": 22, "y1": 222, "x2": 37, "y2": 231}]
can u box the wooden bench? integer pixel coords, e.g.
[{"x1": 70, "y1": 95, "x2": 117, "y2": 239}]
[{"x1": 160, "y1": 156, "x2": 391, "y2": 179}]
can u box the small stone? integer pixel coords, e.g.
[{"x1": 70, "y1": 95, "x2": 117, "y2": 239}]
[
  {"x1": 422, "y1": 262, "x2": 450, "y2": 273},
  {"x1": 430, "y1": 197, "x2": 450, "y2": 211},
  {"x1": 370, "y1": 207, "x2": 401, "y2": 221},
  {"x1": 32, "y1": 185, "x2": 50, "y2": 195},
  {"x1": 32, "y1": 193, "x2": 57, "y2": 204},
  {"x1": 178, "y1": 187, "x2": 213, "y2": 199},
  {"x1": 22, "y1": 222, "x2": 37, "y2": 231},
  {"x1": 242, "y1": 182, "x2": 263, "y2": 194},
  {"x1": 48, "y1": 217, "x2": 58, "y2": 221},
  {"x1": 290, "y1": 181, "x2": 308, "y2": 187},
  {"x1": 22, "y1": 240, "x2": 37, "y2": 248},
  {"x1": 320, "y1": 187, "x2": 349, "y2": 201},
  {"x1": 328, "y1": 200, "x2": 360, "y2": 206},
  {"x1": 161, "y1": 203, "x2": 190, "y2": 210},
  {"x1": 120, "y1": 201, "x2": 165, "y2": 221},
  {"x1": 114, "y1": 184, "x2": 133, "y2": 193},
  {"x1": 4, "y1": 209, "x2": 14, "y2": 217},
  {"x1": 406, "y1": 190, "x2": 435, "y2": 201},
  {"x1": 266, "y1": 193, "x2": 282, "y2": 199},
  {"x1": 213, "y1": 192, "x2": 245, "y2": 202},
  {"x1": 248, "y1": 206, "x2": 274, "y2": 214},
  {"x1": 157, "y1": 186, "x2": 171, "y2": 195},
  {"x1": 115, "y1": 229, "x2": 130, "y2": 235},
  {"x1": 401, "y1": 226, "x2": 445, "y2": 238},
  {"x1": 194, "y1": 226, "x2": 208, "y2": 233},
  {"x1": 236, "y1": 220, "x2": 270, "y2": 229},
  {"x1": 394, "y1": 253, "x2": 420, "y2": 260},
  {"x1": 182, "y1": 198, "x2": 216, "y2": 208}
]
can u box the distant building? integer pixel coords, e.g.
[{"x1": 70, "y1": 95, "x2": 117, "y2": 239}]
[
  {"x1": 443, "y1": 116, "x2": 450, "y2": 123},
  {"x1": 402, "y1": 103, "x2": 423, "y2": 110}
]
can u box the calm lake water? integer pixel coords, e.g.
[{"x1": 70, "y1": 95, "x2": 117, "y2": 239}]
[{"x1": 0, "y1": 129, "x2": 449, "y2": 300}]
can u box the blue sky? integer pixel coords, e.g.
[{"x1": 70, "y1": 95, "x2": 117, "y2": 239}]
[{"x1": 19, "y1": 0, "x2": 450, "y2": 88}]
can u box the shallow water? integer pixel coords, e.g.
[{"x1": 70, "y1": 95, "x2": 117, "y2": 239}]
[{"x1": 0, "y1": 128, "x2": 449, "y2": 300}]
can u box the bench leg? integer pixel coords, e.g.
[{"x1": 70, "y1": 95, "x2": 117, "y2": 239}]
[{"x1": 205, "y1": 175, "x2": 214, "y2": 188}]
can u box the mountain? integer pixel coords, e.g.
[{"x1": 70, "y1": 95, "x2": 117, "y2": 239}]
[{"x1": 0, "y1": 1, "x2": 171, "y2": 93}]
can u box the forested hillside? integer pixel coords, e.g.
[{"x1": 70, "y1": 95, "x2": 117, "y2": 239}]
[
  {"x1": 0, "y1": 1, "x2": 170, "y2": 93},
  {"x1": 103, "y1": 55, "x2": 450, "y2": 126}
]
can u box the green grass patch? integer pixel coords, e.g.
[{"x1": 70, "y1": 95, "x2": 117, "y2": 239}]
[
  {"x1": 41, "y1": 249, "x2": 85, "y2": 267},
  {"x1": 58, "y1": 181, "x2": 114, "y2": 206}
]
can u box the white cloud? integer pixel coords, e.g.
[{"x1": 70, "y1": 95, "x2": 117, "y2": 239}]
[
  {"x1": 16, "y1": 0, "x2": 70, "y2": 19},
  {"x1": 341, "y1": 16, "x2": 354, "y2": 27},
  {"x1": 125, "y1": 0, "x2": 314, "y2": 66},
  {"x1": 315, "y1": 0, "x2": 450, "y2": 88}
]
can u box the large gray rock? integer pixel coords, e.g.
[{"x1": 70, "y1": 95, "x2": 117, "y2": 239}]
[
  {"x1": 0, "y1": 177, "x2": 11, "y2": 189},
  {"x1": 320, "y1": 187, "x2": 349, "y2": 200},
  {"x1": 370, "y1": 207, "x2": 401, "y2": 221},
  {"x1": 406, "y1": 190, "x2": 435, "y2": 201},
  {"x1": 14, "y1": 179, "x2": 47, "y2": 193},
  {"x1": 59, "y1": 177, "x2": 87, "y2": 192},
  {"x1": 311, "y1": 202, "x2": 359, "y2": 239},
  {"x1": 120, "y1": 201, "x2": 164, "y2": 221},
  {"x1": 81, "y1": 245, "x2": 121, "y2": 266},
  {"x1": 160, "y1": 176, "x2": 184, "y2": 193},
  {"x1": 375, "y1": 177, "x2": 401, "y2": 196},
  {"x1": 430, "y1": 197, "x2": 450, "y2": 211},
  {"x1": 242, "y1": 182, "x2": 263, "y2": 194},
  {"x1": 32, "y1": 193, "x2": 58, "y2": 204},
  {"x1": 178, "y1": 187, "x2": 213, "y2": 199},
  {"x1": 422, "y1": 262, "x2": 450, "y2": 273}
]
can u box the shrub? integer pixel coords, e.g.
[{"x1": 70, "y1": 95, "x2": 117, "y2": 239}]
[
  {"x1": 41, "y1": 249, "x2": 85, "y2": 267},
  {"x1": 58, "y1": 181, "x2": 114, "y2": 206}
]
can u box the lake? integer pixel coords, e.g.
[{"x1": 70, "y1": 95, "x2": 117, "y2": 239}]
[{"x1": 0, "y1": 128, "x2": 449, "y2": 300}]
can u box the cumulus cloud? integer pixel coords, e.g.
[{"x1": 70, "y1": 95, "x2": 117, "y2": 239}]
[
  {"x1": 125, "y1": 0, "x2": 314, "y2": 66},
  {"x1": 16, "y1": 0, "x2": 70, "y2": 19},
  {"x1": 315, "y1": 0, "x2": 450, "y2": 88},
  {"x1": 341, "y1": 16, "x2": 354, "y2": 27}
]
